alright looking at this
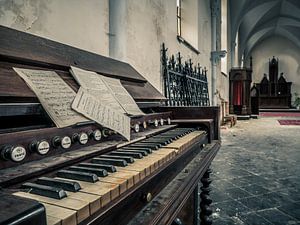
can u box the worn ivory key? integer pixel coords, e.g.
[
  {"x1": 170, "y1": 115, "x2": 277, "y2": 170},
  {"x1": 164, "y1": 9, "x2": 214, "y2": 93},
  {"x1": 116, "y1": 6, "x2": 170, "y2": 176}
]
[
  {"x1": 14, "y1": 192, "x2": 83, "y2": 224},
  {"x1": 55, "y1": 177, "x2": 118, "y2": 207}
]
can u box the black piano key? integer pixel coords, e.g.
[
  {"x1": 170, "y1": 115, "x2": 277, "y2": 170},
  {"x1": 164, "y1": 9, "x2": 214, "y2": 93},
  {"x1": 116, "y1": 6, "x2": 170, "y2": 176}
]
[
  {"x1": 36, "y1": 177, "x2": 81, "y2": 192},
  {"x1": 129, "y1": 143, "x2": 160, "y2": 150},
  {"x1": 57, "y1": 170, "x2": 99, "y2": 183},
  {"x1": 68, "y1": 166, "x2": 108, "y2": 177},
  {"x1": 118, "y1": 149, "x2": 148, "y2": 156},
  {"x1": 78, "y1": 162, "x2": 117, "y2": 173},
  {"x1": 147, "y1": 138, "x2": 172, "y2": 144},
  {"x1": 22, "y1": 182, "x2": 67, "y2": 200},
  {"x1": 101, "y1": 154, "x2": 134, "y2": 164},
  {"x1": 157, "y1": 135, "x2": 179, "y2": 140},
  {"x1": 91, "y1": 158, "x2": 128, "y2": 167},
  {"x1": 122, "y1": 146, "x2": 152, "y2": 154},
  {"x1": 111, "y1": 151, "x2": 143, "y2": 159},
  {"x1": 140, "y1": 140, "x2": 168, "y2": 145}
]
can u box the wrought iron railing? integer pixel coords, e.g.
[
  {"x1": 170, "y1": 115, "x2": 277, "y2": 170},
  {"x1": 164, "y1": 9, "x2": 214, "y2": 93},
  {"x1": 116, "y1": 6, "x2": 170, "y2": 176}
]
[{"x1": 161, "y1": 43, "x2": 209, "y2": 106}]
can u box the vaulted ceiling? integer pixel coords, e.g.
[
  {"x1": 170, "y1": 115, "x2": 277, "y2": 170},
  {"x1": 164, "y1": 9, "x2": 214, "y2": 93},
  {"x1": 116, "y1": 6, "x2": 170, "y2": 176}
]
[{"x1": 230, "y1": 0, "x2": 300, "y2": 61}]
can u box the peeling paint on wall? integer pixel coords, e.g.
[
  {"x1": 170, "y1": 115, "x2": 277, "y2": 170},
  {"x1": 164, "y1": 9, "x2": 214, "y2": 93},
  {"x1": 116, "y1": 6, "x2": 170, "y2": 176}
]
[{"x1": 0, "y1": 0, "x2": 109, "y2": 56}]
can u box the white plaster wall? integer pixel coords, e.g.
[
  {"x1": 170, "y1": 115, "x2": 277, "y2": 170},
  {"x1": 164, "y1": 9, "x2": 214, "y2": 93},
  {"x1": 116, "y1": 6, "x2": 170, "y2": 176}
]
[
  {"x1": 0, "y1": 0, "x2": 213, "y2": 97},
  {"x1": 0, "y1": 0, "x2": 109, "y2": 56},
  {"x1": 110, "y1": 0, "x2": 212, "y2": 93},
  {"x1": 246, "y1": 36, "x2": 300, "y2": 101},
  {"x1": 181, "y1": 0, "x2": 198, "y2": 48}
]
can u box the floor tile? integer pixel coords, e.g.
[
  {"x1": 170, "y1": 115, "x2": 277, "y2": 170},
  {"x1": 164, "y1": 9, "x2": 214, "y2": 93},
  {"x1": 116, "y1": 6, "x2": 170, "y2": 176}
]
[
  {"x1": 278, "y1": 202, "x2": 300, "y2": 220},
  {"x1": 238, "y1": 212, "x2": 273, "y2": 225},
  {"x1": 212, "y1": 117, "x2": 300, "y2": 225},
  {"x1": 256, "y1": 208, "x2": 298, "y2": 225},
  {"x1": 241, "y1": 184, "x2": 270, "y2": 195},
  {"x1": 213, "y1": 200, "x2": 250, "y2": 217},
  {"x1": 224, "y1": 187, "x2": 253, "y2": 200}
]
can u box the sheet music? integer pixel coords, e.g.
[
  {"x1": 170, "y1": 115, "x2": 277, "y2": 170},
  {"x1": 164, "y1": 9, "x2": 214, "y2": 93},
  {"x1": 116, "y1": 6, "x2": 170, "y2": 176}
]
[
  {"x1": 102, "y1": 76, "x2": 145, "y2": 116},
  {"x1": 13, "y1": 68, "x2": 88, "y2": 128},
  {"x1": 70, "y1": 66, "x2": 144, "y2": 116},
  {"x1": 70, "y1": 66, "x2": 125, "y2": 113},
  {"x1": 72, "y1": 88, "x2": 131, "y2": 140}
]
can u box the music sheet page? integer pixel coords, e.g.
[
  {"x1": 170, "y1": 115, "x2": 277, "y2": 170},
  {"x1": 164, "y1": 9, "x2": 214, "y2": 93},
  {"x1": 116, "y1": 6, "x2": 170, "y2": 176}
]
[
  {"x1": 13, "y1": 68, "x2": 88, "y2": 128},
  {"x1": 101, "y1": 76, "x2": 145, "y2": 116},
  {"x1": 70, "y1": 66, "x2": 125, "y2": 113},
  {"x1": 72, "y1": 88, "x2": 131, "y2": 140},
  {"x1": 70, "y1": 66, "x2": 144, "y2": 116}
]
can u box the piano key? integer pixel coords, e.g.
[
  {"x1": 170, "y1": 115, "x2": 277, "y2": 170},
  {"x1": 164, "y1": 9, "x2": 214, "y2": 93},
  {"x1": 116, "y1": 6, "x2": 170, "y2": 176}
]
[
  {"x1": 46, "y1": 215, "x2": 61, "y2": 225},
  {"x1": 100, "y1": 176, "x2": 128, "y2": 193},
  {"x1": 132, "y1": 142, "x2": 162, "y2": 148},
  {"x1": 152, "y1": 148, "x2": 177, "y2": 162},
  {"x1": 14, "y1": 191, "x2": 90, "y2": 224},
  {"x1": 91, "y1": 158, "x2": 128, "y2": 167},
  {"x1": 110, "y1": 169, "x2": 140, "y2": 184},
  {"x1": 43, "y1": 203, "x2": 77, "y2": 225},
  {"x1": 124, "y1": 159, "x2": 153, "y2": 176},
  {"x1": 57, "y1": 170, "x2": 99, "y2": 183},
  {"x1": 110, "y1": 151, "x2": 143, "y2": 159},
  {"x1": 36, "y1": 177, "x2": 81, "y2": 192},
  {"x1": 66, "y1": 191, "x2": 101, "y2": 215},
  {"x1": 22, "y1": 182, "x2": 67, "y2": 200},
  {"x1": 78, "y1": 162, "x2": 117, "y2": 173},
  {"x1": 101, "y1": 154, "x2": 135, "y2": 164},
  {"x1": 68, "y1": 166, "x2": 108, "y2": 177},
  {"x1": 146, "y1": 138, "x2": 172, "y2": 144},
  {"x1": 122, "y1": 146, "x2": 152, "y2": 153},
  {"x1": 129, "y1": 143, "x2": 160, "y2": 150},
  {"x1": 158, "y1": 135, "x2": 179, "y2": 140},
  {"x1": 56, "y1": 178, "x2": 118, "y2": 207},
  {"x1": 164, "y1": 131, "x2": 204, "y2": 152},
  {"x1": 118, "y1": 149, "x2": 148, "y2": 156},
  {"x1": 140, "y1": 140, "x2": 168, "y2": 145}
]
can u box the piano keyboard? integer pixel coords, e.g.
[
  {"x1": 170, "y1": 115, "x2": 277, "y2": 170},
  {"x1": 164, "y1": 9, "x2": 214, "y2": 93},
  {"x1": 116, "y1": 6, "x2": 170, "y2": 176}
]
[{"x1": 13, "y1": 128, "x2": 205, "y2": 225}]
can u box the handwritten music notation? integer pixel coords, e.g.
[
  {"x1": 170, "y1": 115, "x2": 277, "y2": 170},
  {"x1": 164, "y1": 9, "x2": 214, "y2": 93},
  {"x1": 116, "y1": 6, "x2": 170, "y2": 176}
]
[
  {"x1": 70, "y1": 66, "x2": 144, "y2": 116},
  {"x1": 72, "y1": 88, "x2": 131, "y2": 140},
  {"x1": 13, "y1": 68, "x2": 88, "y2": 128}
]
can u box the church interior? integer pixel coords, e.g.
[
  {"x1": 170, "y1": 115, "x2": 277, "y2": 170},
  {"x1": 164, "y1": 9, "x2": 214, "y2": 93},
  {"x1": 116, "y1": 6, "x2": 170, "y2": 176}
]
[{"x1": 0, "y1": 0, "x2": 299, "y2": 225}]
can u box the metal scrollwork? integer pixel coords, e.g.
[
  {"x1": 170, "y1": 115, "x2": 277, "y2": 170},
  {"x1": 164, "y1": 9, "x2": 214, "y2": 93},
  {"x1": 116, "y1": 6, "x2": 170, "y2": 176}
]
[{"x1": 161, "y1": 43, "x2": 210, "y2": 106}]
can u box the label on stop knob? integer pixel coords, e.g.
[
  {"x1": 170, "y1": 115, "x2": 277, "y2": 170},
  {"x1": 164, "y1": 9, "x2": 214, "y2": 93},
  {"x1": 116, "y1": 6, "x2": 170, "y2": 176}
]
[
  {"x1": 61, "y1": 136, "x2": 71, "y2": 149},
  {"x1": 11, "y1": 146, "x2": 26, "y2": 162},
  {"x1": 93, "y1": 130, "x2": 102, "y2": 141},
  {"x1": 37, "y1": 141, "x2": 50, "y2": 155},
  {"x1": 79, "y1": 133, "x2": 88, "y2": 145}
]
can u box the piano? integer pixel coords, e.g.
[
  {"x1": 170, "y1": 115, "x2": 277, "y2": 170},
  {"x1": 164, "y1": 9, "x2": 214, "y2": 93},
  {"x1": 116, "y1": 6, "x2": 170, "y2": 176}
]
[{"x1": 0, "y1": 26, "x2": 220, "y2": 225}]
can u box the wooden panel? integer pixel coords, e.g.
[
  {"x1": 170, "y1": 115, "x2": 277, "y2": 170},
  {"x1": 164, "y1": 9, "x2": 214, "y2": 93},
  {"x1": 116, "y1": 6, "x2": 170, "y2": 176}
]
[
  {"x1": 155, "y1": 106, "x2": 220, "y2": 140},
  {"x1": 0, "y1": 25, "x2": 146, "y2": 83}
]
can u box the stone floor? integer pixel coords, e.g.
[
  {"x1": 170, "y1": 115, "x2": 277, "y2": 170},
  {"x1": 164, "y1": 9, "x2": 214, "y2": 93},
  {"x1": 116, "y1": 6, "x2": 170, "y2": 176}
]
[{"x1": 210, "y1": 116, "x2": 300, "y2": 225}]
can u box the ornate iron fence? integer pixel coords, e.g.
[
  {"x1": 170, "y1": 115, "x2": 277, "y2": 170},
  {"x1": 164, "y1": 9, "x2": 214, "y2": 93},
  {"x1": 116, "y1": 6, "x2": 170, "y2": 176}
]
[{"x1": 161, "y1": 43, "x2": 210, "y2": 106}]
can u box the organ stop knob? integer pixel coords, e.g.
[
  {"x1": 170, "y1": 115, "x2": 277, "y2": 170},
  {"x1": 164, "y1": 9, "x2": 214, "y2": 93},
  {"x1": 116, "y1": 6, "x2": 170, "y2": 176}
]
[
  {"x1": 1, "y1": 145, "x2": 27, "y2": 162},
  {"x1": 29, "y1": 140, "x2": 50, "y2": 155}
]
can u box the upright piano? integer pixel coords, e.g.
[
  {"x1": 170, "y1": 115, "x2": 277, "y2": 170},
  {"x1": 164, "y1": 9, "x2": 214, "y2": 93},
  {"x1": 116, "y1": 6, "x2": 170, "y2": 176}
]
[{"x1": 0, "y1": 26, "x2": 220, "y2": 225}]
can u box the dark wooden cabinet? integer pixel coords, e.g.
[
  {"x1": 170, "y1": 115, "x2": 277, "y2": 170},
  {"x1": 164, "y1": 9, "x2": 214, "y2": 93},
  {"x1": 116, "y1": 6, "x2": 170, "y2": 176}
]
[
  {"x1": 229, "y1": 68, "x2": 252, "y2": 115},
  {"x1": 252, "y1": 57, "x2": 292, "y2": 109}
]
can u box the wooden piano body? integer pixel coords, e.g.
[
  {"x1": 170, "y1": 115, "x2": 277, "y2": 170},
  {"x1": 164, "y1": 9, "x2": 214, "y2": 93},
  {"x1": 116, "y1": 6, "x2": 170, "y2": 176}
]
[{"x1": 0, "y1": 26, "x2": 220, "y2": 225}]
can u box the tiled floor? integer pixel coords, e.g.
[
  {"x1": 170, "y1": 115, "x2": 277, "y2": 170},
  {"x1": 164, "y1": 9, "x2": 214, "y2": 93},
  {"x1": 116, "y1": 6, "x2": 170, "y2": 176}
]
[{"x1": 210, "y1": 116, "x2": 300, "y2": 225}]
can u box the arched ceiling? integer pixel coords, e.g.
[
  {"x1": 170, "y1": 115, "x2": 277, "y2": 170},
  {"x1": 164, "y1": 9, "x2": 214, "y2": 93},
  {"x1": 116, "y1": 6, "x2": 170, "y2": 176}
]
[{"x1": 230, "y1": 0, "x2": 300, "y2": 61}]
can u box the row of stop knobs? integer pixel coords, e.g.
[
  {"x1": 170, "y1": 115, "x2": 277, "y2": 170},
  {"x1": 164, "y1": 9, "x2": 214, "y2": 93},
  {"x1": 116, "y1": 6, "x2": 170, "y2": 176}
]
[
  {"x1": 0, "y1": 118, "x2": 171, "y2": 163},
  {"x1": 132, "y1": 118, "x2": 171, "y2": 133},
  {"x1": 0, "y1": 129, "x2": 112, "y2": 163}
]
